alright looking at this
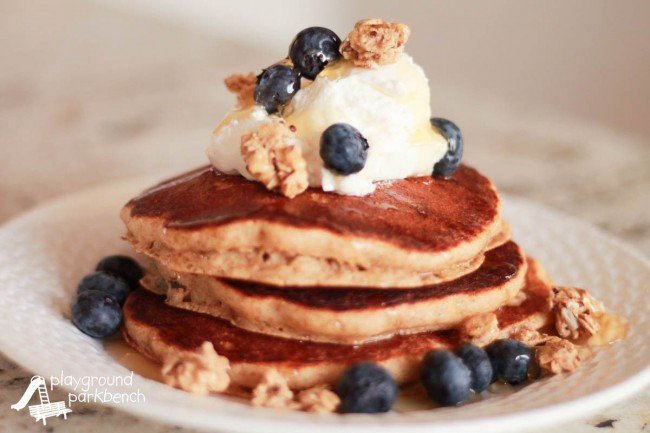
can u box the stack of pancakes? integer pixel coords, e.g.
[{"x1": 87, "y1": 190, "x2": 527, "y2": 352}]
[{"x1": 121, "y1": 164, "x2": 553, "y2": 389}]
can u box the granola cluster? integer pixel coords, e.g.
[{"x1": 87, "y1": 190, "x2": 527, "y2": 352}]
[
  {"x1": 552, "y1": 286, "x2": 605, "y2": 340},
  {"x1": 509, "y1": 328, "x2": 581, "y2": 374},
  {"x1": 166, "y1": 286, "x2": 188, "y2": 305},
  {"x1": 251, "y1": 369, "x2": 340, "y2": 413},
  {"x1": 340, "y1": 19, "x2": 411, "y2": 68},
  {"x1": 506, "y1": 286, "x2": 610, "y2": 375},
  {"x1": 459, "y1": 313, "x2": 499, "y2": 347},
  {"x1": 535, "y1": 337, "x2": 582, "y2": 374},
  {"x1": 224, "y1": 72, "x2": 256, "y2": 108},
  {"x1": 296, "y1": 386, "x2": 341, "y2": 413},
  {"x1": 251, "y1": 369, "x2": 295, "y2": 408},
  {"x1": 161, "y1": 342, "x2": 230, "y2": 395},
  {"x1": 509, "y1": 327, "x2": 552, "y2": 346},
  {"x1": 240, "y1": 120, "x2": 309, "y2": 198}
]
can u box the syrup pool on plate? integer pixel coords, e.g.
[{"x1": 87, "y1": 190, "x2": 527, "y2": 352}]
[
  {"x1": 103, "y1": 337, "x2": 162, "y2": 382},
  {"x1": 104, "y1": 335, "x2": 521, "y2": 412},
  {"x1": 102, "y1": 312, "x2": 630, "y2": 412},
  {"x1": 587, "y1": 313, "x2": 630, "y2": 347},
  {"x1": 104, "y1": 337, "x2": 253, "y2": 401}
]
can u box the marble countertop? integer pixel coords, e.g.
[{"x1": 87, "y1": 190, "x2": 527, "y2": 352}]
[{"x1": 0, "y1": 1, "x2": 648, "y2": 432}]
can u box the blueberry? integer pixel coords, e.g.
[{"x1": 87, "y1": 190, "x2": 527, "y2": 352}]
[
  {"x1": 96, "y1": 255, "x2": 142, "y2": 290},
  {"x1": 254, "y1": 64, "x2": 301, "y2": 114},
  {"x1": 454, "y1": 343, "x2": 493, "y2": 392},
  {"x1": 72, "y1": 290, "x2": 123, "y2": 338},
  {"x1": 336, "y1": 362, "x2": 397, "y2": 413},
  {"x1": 485, "y1": 339, "x2": 533, "y2": 385},
  {"x1": 430, "y1": 118, "x2": 463, "y2": 178},
  {"x1": 420, "y1": 349, "x2": 471, "y2": 406},
  {"x1": 320, "y1": 123, "x2": 369, "y2": 175},
  {"x1": 77, "y1": 271, "x2": 130, "y2": 305},
  {"x1": 289, "y1": 27, "x2": 341, "y2": 80}
]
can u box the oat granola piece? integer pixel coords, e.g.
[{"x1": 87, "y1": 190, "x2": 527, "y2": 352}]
[
  {"x1": 251, "y1": 369, "x2": 297, "y2": 409},
  {"x1": 224, "y1": 72, "x2": 256, "y2": 108},
  {"x1": 552, "y1": 287, "x2": 605, "y2": 340},
  {"x1": 509, "y1": 327, "x2": 553, "y2": 346},
  {"x1": 240, "y1": 120, "x2": 308, "y2": 198},
  {"x1": 161, "y1": 341, "x2": 230, "y2": 395},
  {"x1": 297, "y1": 386, "x2": 340, "y2": 413},
  {"x1": 340, "y1": 19, "x2": 411, "y2": 68},
  {"x1": 166, "y1": 286, "x2": 188, "y2": 305},
  {"x1": 459, "y1": 313, "x2": 499, "y2": 347},
  {"x1": 508, "y1": 327, "x2": 583, "y2": 375},
  {"x1": 536, "y1": 336, "x2": 581, "y2": 374}
]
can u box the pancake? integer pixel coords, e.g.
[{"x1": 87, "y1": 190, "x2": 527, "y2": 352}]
[
  {"x1": 121, "y1": 164, "x2": 507, "y2": 287},
  {"x1": 123, "y1": 258, "x2": 553, "y2": 390},
  {"x1": 145, "y1": 241, "x2": 527, "y2": 344}
]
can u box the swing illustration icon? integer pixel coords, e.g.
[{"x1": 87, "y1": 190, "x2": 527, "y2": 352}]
[{"x1": 11, "y1": 375, "x2": 72, "y2": 425}]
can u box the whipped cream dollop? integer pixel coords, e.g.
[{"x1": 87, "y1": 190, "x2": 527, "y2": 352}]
[{"x1": 207, "y1": 53, "x2": 447, "y2": 196}]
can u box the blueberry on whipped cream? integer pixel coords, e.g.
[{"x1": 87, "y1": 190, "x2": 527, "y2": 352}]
[
  {"x1": 320, "y1": 123, "x2": 368, "y2": 175},
  {"x1": 430, "y1": 117, "x2": 464, "y2": 178},
  {"x1": 254, "y1": 64, "x2": 301, "y2": 114},
  {"x1": 289, "y1": 26, "x2": 341, "y2": 80}
]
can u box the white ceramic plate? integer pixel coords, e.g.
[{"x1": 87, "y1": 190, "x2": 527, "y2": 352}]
[{"x1": 0, "y1": 177, "x2": 648, "y2": 433}]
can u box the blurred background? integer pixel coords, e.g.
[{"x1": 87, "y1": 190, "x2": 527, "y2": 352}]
[
  {"x1": 1, "y1": 0, "x2": 649, "y2": 243},
  {"x1": 0, "y1": 1, "x2": 648, "y2": 431}
]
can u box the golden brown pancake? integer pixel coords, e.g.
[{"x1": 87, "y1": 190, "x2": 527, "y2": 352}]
[
  {"x1": 123, "y1": 259, "x2": 552, "y2": 390},
  {"x1": 146, "y1": 241, "x2": 527, "y2": 344},
  {"x1": 121, "y1": 164, "x2": 506, "y2": 287}
]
